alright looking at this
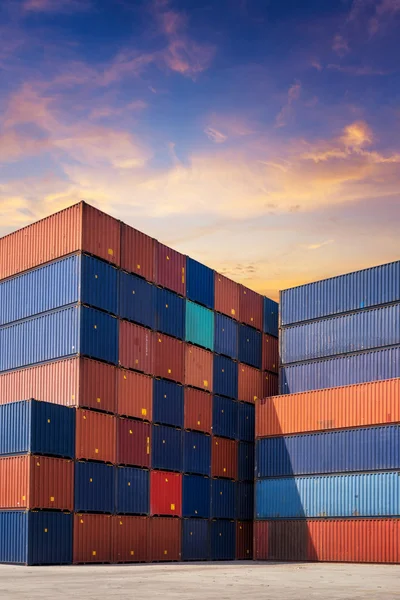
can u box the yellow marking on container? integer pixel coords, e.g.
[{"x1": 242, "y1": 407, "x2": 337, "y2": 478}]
[
  {"x1": 221, "y1": 410, "x2": 224, "y2": 414},
  {"x1": 129, "y1": 430, "x2": 133, "y2": 434},
  {"x1": 165, "y1": 478, "x2": 168, "y2": 482},
  {"x1": 163, "y1": 440, "x2": 166, "y2": 444},
  {"x1": 50, "y1": 497, "x2": 54, "y2": 502},
  {"x1": 94, "y1": 325, "x2": 97, "y2": 329},
  {"x1": 244, "y1": 290, "x2": 247, "y2": 295},
  {"x1": 131, "y1": 550, "x2": 135, "y2": 556},
  {"x1": 166, "y1": 256, "x2": 170, "y2": 260},
  {"x1": 72, "y1": 394, "x2": 75, "y2": 400},
  {"x1": 108, "y1": 249, "x2": 114, "y2": 256},
  {"x1": 193, "y1": 445, "x2": 196, "y2": 449},
  {"x1": 231, "y1": 309, "x2": 235, "y2": 315},
  {"x1": 132, "y1": 290, "x2": 136, "y2": 295},
  {"x1": 164, "y1": 550, "x2": 168, "y2": 555},
  {"x1": 190, "y1": 532, "x2": 193, "y2": 536},
  {"x1": 95, "y1": 275, "x2": 98, "y2": 279},
  {"x1": 137, "y1": 264, "x2": 141, "y2": 270},
  {"x1": 158, "y1": 338, "x2": 162, "y2": 343},
  {"x1": 221, "y1": 369, "x2": 224, "y2": 373},
  {"x1": 219, "y1": 533, "x2": 222, "y2": 537},
  {"x1": 216, "y1": 441, "x2": 218, "y2": 446},
  {"x1": 165, "y1": 304, "x2": 168, "y2": 309},
  {"x1": 168, "y1": 369, "x2": 172, "y2": 374},
  {"x1": 251, "y1": 317, "x2": 254, "y2": 322},
  {"x1": 95, "y1": 448, "x2": 99, "y2": 454},
  {"x1": 83, "y1": 415, "x2": 86, "y2": 420},
  {"x1": 141, "y1": 408, "x2": 147, "y2": 416},
  {"x1": 254, "y1": 396, "x2": 257, "y2": 401},
  {"x1": 197, "y1": 421, "x2": 201, "y2": 425},
  {"x1": 135, "y1": 359, "x2": 139, "y2": 364},
  {"x1": 89, "y1": 479, "x2": 93, "y2": 483},
  {"x1": 92, "y1": 551, "x2": 97, "y2": 556},
  {"x1": 195, "y1": 510, "x2": 198, "y2": 514},
  {"x1": 220, "y1": 492, "x2": 223, "y2": 496},
  {"x1": 44, "y1": 529, "x2": 48, "y2": 533},
  {"x1": 164, "y1": 394, "x2": 167, "y2": 399},
  {"x1": 22, "y1": 495, "x2": 26, "y2": 501},
  {"x1": 240, "y1": 526, "x2": 242, "y2": 530},
  {"x1": 223, "y1": 467, "x2": 226, "y2": 472},
  {"x1": 204, "y1": 380, "x2": 208, "y2": 387},
  {"x1": 120, "y1": 521, "x2": 123, "y2": 526},
  {"x1": 171, "y1": 504, "x2": 175, "y2": 510},
  {"x1": 97, "y1": 398, "x2": 101, "y2": 404},
  {"x1": 37, "y1": 462, "x2": 40, "y2": 467},
  {"x1": 47, "y1": 419, "x2": 51, "y2": 424},
  {"x1": 128, "y1": 482, "x2": 131, "y2": 487},
  {"x1": 124, "y1": 375, "x2": 127, "y2": 380},
  {"x1": 80, "y1": 519, "x2": 84, "y2": 524}
]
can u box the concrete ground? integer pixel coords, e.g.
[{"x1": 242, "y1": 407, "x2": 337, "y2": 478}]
[{"x1": 0, "y1": 562, "x2": 399, "y2": 599}]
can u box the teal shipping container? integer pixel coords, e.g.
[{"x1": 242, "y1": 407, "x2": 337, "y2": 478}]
[{"x1": 185, "y1": 301, "x2": 214, "y2": 351}]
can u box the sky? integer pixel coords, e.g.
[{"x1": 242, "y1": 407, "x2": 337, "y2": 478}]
[{"x1": 0, "y1": 0, "x2": 399, "y2": 300}]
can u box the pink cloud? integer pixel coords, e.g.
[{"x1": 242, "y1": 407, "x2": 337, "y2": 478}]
[
  {"x1": 332, "y1": 34, "x2": 350, "y2": 56},
  {"x1": 327, "y1": 64, "x2": 391, "y2": 76},
  {"x1": 275, "y1": 81, "x2": 301, "y2": 128}
]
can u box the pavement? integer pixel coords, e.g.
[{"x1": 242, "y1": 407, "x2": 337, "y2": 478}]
[{"x1": 0, "y1": 562, "x2": 399, "y2": 599}]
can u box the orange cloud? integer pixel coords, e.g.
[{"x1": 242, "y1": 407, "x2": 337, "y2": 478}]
[{"x1": 204, "y1": 127, "x2": 228, "y2": 144}]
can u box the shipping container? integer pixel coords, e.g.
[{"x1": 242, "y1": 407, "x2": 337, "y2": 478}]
[
  {"x1": 155, "y1": 243, "x2": 186, "y2": 297},
  {"x1": 75, "y1": 409, "x2": 116, "y2": 464},
  {"x1": 253, "y1": 520, "x2": 309, "y2": 561},
  {"x1": 153, "y1": 379, "x2": 184, "y2": 428},
  {"x1": 238, "y1": 324, "x2": 262, "y2": 369},
  {"x1": 263, "y1": 297, "x2": 279, "y2": 337},
  {"x1": 74, "y1": 461, "x2": 115, "y2": 513},
  {"x1": 154, "y1": 287, "x2": 185, "y2": 340},
  {"x1": 119, "y1": 271, "x2": 155, "y2": 329},
  {"x1": 213, "y1": 355, "x2": 238, "y2": 399},
  {"x1": 185, "y1": 301, "x2": 214, "y2": 351},
  {"x1": 152, "y1": 425, "x2": 183, "y2": 472},
  {"x1": 186, "y1": 257, "x2": 214, "y2": 309},
  {"x1": 182, "y1": 518, "x2": 210, "y2": 561},
  {"x1": 116, "y1": 466, "x2": 149, "y2": 515},
  {"x1": 236, "y1": 481, "x2": 254, "y2": 520},
  {"x1": 236, "y1": 521, "x2": 253, "y2": 560},
  {"x1": 238, "y1": 363, "x2": 263, "y2": 404},
  {"x1": 239, "y1": 286, "x2": 263, "y2": 331},
  {"x1": 150, "y1": 471, "x2": 182, "y2": 516},
  {"x1": 262, "y1": 334, "x2": 279, "y2": 374},
  {"x1": 210, "y1": 520, "x2": 235, "y2": 561},
  {"x1": 211, "y1": 478, "x2": 236, "y2": 519},
  {"x1": 183, "y1": 431, "x2": 211, "y2": 476},
  {"x1": 214, "y1": 313, "x2": 238, "y2": 359},
  {"x1": 0, "y1": 511, "x2": 73, "y2": 565},
  {"x1": 0, "y1": 455, "x2": 74, "y2": 511},
  {"x1": 116, "y1": 369, "x2": 152, "y2": 421},
  {"x1": 184, "y1": 388, "x2": 212, "y2": 434},
  {"x1": 73, "y1": 513, "x2": 112, "y2": 564},
  {"x1": 0, "y1": 399, "x2": 75, "y2": 458},
  {"x1": 237, "y1": 402, "x2": 255, "y2": 443},
  {"x1": 121, "y1": 223, "x2": 155, "y2": 282},
  {"x1": 238, "y1": 442, "x2": 255, "y2": 482},
  {"x1": 119, "y1": 321, "x2": 154, "y2": 374},
  {"x1": 112, "y1": 515, "x2": 149, "y2": 563},
  {"x1": 117, "y1": 418, "x2": 151, "y2": 468},
  {"x1": 148, "y1": 517, "x2": 181, "y2": 562},
  {"x1": 184, "y1": 345, "x2": 213, "y2": 392},
  {"x1": 211, "y1": 437, "x2": 238, "y2": 480},
  {"x1": 80, "y1": 306, "x2": 119, "y2": 365},
  {"x1": 214, "y1": 273, "x2": 240, "y2": 321},
  {"x1": 154, "y1": 334, "x2": 184, "y2": 383},
  {"x1": 182, "y1": 474, "x2": 211, "y2": 518},
  {"x1": 263, "y1": 372, "x2": 279, "y2": 398},
  {"x1": 212, "y1": 396, "x2": 237, "y2": 440}
]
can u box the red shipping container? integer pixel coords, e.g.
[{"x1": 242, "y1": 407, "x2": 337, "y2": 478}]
[
  {"x1": 150, "y1": 471, "x2": 182, "y2": 516},
  {"x1": 73, "y1": 513, "x2": 113, "y2": 564},
  {"x1": 112, "y1": 515, "x2": 149, "y2": 563},
  {"x1": 236, "y1": 521, "x2": 253, "y2": 560},
  {"x1": 148, "y1": 517, "x2": 182, "y2": 562},
  {"x1": 154, "y1": 334, "x2": 185, "y2": 383},
  {"x1": 262, "y1": 334, "x2": 279, "y2": 374},
  {"x1": 0, "y1": 455, "x2": 73, "y2": 511},
  {"x1": 214, "y1": 273, "x2": 240, "y2": 321},
  {"x1": 155, "y1": 242, "x2": 186, "y2": 296},
  {"x1": 262, "y1": 372, "x2": 278, "y2": 400},
  {"x1": 238, "y1": 363, "x2": 263, "y2": 404},
  {"x1": 121, "y1": 223, "x2": 155, "y2": 282},
  {"x1": 75, "y1": 409, "x2": 116, "y2": 463},
  {"x1": 119, "y1": 321, "x2": 154, "y2": 375},
  {"x1": 239, "y1": 285, "x2": 263, "y2": 330},
  {"x1": 211, "y1": 437, "x2": 238, "y2": 480},
  {"x1": 117, "y1": 418, "x2": 151, "y2": 468},
  {"x1": 253, "y1": 520, "x2": 309, "y2": 561},
  {"x1": 185, "y1": 345, "x2": 213, "y2": 392},
  {"x1": 81, "y1": 202, "x2": 121, "y2": 266},
  {"x1": 116, "y1": 369, "x2": 152, "y2": 420},
  {"x1": 184, "y1": 388, "x2": 212, "y2": 434}
]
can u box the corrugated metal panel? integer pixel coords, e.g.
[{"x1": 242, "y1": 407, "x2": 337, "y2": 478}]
[
  {"x1": 263, "y1": 371, "x2": 279, "y2": 398},
  {"x1": 213, "y1": 355, "x2": 238, "y2": 399},
  {"x1": 239, "y1": 285, "x2": 263, "y2": 331},
  {"x1": 210, "y1": 520, "x2": 235, "y2": 560},
  {"x1": 74, "y1": 461, "x2": 115, "y2": 513},
  {"x1": 117, "y1": 369, "x2": 152, "y2": 420},
  {"x1": 262, "y1": 334, "x2": 279, "y2": 373},
  {"x1": 238, "y1": 441, "x2": 254, "y2": 482},
  {"x1": 238, "y1": 363, "x2": 262, "y2": 404},
  {"x1": 119, "y1": 321, "x2": 154, "y2": 374},
  {"x1": 81, "y1": 202, "x2": 121, "y2": 265},
  {"x1": 253, "y1": 520, "x2": 309, "y2": 561},
  {"x1": 212, "y1": 396, "x2": 237, "y2": 440},
  {"x1": 150, "y1": 471, "x2": 182, "y2": 516},
  {"x1": 80, "y1": 306, "x2": 119, "y2": 365},
  {"x1": 211, "y1": 479, "x2": 235, "y2": 519},
  {"x1": 154, "y1": 334, "x2": 184, "y2": 383},
  {"x1": 280, "y1": 259, "x2": 400, "y2": 327},
  {"x1": 151, "y1": 425, "x2": 183, "y2": 472},
  {"x1": 214, "y1": 273, "x2": 240, "y2": 320},
  {"x1": 116, "y1": 466, "x2": 149, "y2": 515},
  {"x1": 80, "y1": 254, "x2": 118, "y2": 316},
  {"x1": 73, "y1": 513, "x2": 112, "y2": 564},
  {"x1": 117, "y1": 418, "x2": 151, "y2": 468},
  {"x1": 155, "y1": 243, "x2": 186, "y2": 297},
  {"x1": 154, "y1": 287, "x2": 185, "y2": 340},
  {"x1": 121, "y1": 223, "x2": 155, "y2": 282},
  {"x1": 185, "y1": 301, "x2": 214, "y2": 351},
  {"x1": 184, "y1": 345, "x2": 213, "y2": 392},
  {"x1": 182, "y1": 518, "x2": 210, "y2": 561},
  {"x1": 186, "y1": 257, "x2": 214, "y2": 309},
  {"x1": 183, "y1": 431, "x2": 211, "y2": 476},
  {"x1": 119, "y1": 271, "x2": 155, "y2": 329},
  {"x1": 237, "y1": 402, "x2": 255, "y2": 442},
  {"x1": 263, "y1": 297, "x2": 278, "y2": 337},
  {"x1": 148, "y1": 517, "x2": 181, "y2": 561},
  {"x1": 280, "y1": 346, "x2": 400, "y2": 394},
  {"x1": 0, "y1": 399, "x2": 75, "y2": 458},
  {"x1": 236, "y1": 481, "x2": 253, "y2": 520},
  {"x1": 238, "y1": 324, "x2": 262, "y2": 369},
  {"x1": 255, "y1": 472, "x2": 400, "y2": 518},
  {"x1": 182, "y1": 474, "x2": 211, "y2": 518},
  {"x1": 79, "y1": 359, "x2": 116, "y2": 413},
  {"x1": 236, "y1": 521, "x2": 253, "y2": 560},
  {"x1": 211, "y1": 436, "x2": 238, "y2": 480},
  {"x1": 184, "y1": 388, "x2": 212, "y2": 434},
  {"x1": 214, "y1": 313, "x2": 238, "y2": 359},
  {"x1": 76, "y1": 409, "x2": 116, "y2": 463},
  {"x1": 112, "y1": 515, "x2": 149, "y2": 563},
  {"x1": 153, "y1": 379, "x2": 184, "y2": 428}
]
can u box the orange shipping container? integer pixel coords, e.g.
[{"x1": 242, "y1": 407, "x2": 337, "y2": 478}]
[
  {"x1": 211, "y1": 437, "x2": 238, "y2": 479},
  {"x1": 73, "y1": 513, "x2": 112, "y2": 564},
  {"x1": 214, "y1": 273, "x2": 240, "y2": 321},
  {"x1": 239, "y1": 285, "x2": 263, "y2": 330},
  {"x1": 148, "y1": 517, "x2": 182, "y2": 562},
  {"x1": 154, "y1": 334, "x2": 185, "y2": 383},
  {"x1": 119, "y1": 321, "x2": 154, "y2": 375},
  {"x1": 121, "y1": 223, "x2": 155, "y2": 282},
  {"x1": 185, "y1": 345, "x2": 213, "y2": 392},
  {"x1": 116, "y1": 369, "x2": 152, "y2": 420},
  {"x1": 184, "y1": 388, "x2": 212, "y2": 434},
  {"x1": 238, "y1": 363, "x2": 263, "y2": 404},
  {"x1": 262, "y1": 334, "x2": 279, "y2": 374},
  {"x1": 112, "y1": 516, "x2": 149, "y2": 563},
  {"x1": 75, "y1": 409, "x2": 116, "y2": 463}
]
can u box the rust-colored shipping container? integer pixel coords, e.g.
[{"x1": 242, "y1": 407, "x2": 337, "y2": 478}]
[
  {"x1": 262, "y1": 334, "x2": 279, "y2": 374},
  {"x1": 214, "y1": 273, "x2": 240, "y2": 320},
  {"x1": 184, "y1": 388, "x2": 212, "y2": 434},
  {"x1": 121, "y1": 223, "x2": 155, "y2": 282},
  {"x1": 116, "y1": 369, "x2": 152, "y2": 420},
  {"x1": 73, "y1": 513, "x2": 112, "y2": 564},
  {"x1": 238, "y1": 363, "x2": 263, "y2": 404},
  {"x1": 78, "y1": 359, "x2": 117, "y2": 414},
  {"x1": 150, "y1": 471, "x2": 182, "y2": 516},
  {"x1": 0, "y1": 455, "x2": 73, "y2": 511},
  {"x1": 236, "y1": 521, "x2": 253, "y2": 560},
  {"x1": 148, "y1": 517, "x2": 182, "y2": 562},
  {"x1": 119, "y1": 321, "x2": 154, "y2": 375},
  {"x1": 154, "y1": 334, "x2": 185, "y2": 384},
  {"x1": 81, "y1": 202, "x2": 121, "y2": 266},
  {"x1": 253, "y1": 520, "x2": 309, "y2": 561},
  {"x1": 211, "y1": 437, "x2": 238, "y2": 480},
  {"x1": 75, "y1": 409, "x2": 116, "y2": 463},
  {"x1": 112, "y1": 515, "x2": 149, "y2": 563},
  {"x1": 262, "y1": 372, "x2": 278, "y2": 401},
  {"x1": 239, "y1": 285, "x2": 263, "y2": 331},
  {"x1": 155, "y1": 243, "x2": 186, "y2": 297},
  {"x1": 185, "y1": 345, "x2": 213, "y2": 392},
  {"x1": 117, "y1": 418, "x2": 151, "y2": 468},
  {"x1": 256, "y1": 378, "x2": 400, "y2": 438}
]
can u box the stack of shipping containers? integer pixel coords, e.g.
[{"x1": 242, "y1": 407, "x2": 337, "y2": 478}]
[
  {"x1": 0, "y1": 201, "x2": 279, "y2": 565},
  {"x1": 255, "y1": 261, "x2": 400, "y2": 563}
]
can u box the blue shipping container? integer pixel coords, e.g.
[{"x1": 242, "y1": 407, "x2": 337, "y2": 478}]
[
  {"x1": 213, "y1": 355, "x2": 238, "y2": 399},
  {"x1": 263, "y1": 296, "x2": 279, "y2": 338},
  {"x1": 182, "y1": 474, "x2": 211, "y2": 518},
  {"x1": 238, "y1": 442, "x2": 255, "y2": 482},
  {"x1": 238, "y1": 324, "x2": 262, "y2": 369},
  {"x1": 236, "y1": 481, "x2": 254, "y2": 520},
  {"x1": 153, "y1": 379, "x2": 184, "y2": 428},
  {"x1": 80, "y1": 306, "x2": 119, "y2": 365},
  {"x1": 0, "y1": 399, "x2": 75, "y2": 458},
  {"x1": 183, "y1": 431, "x2": 211, "y2": 476},
  {"x1": 237, "y1": 402, "x2": 255, "y2": 443},
  {"x1": 0, "y1": 511, "x2": 73, "y2": 565},
  {"x1": 119, "y1": 271, "x2": 155, "y2": 329},
  {"x1": 214, "y1": 313, "x2": 238, "y2": 359},
  {"x1": 74, "y1": 462, "x2": 115, "y2": 514},
  {"x1": 80, "y1": 254, "x2": 119, "y2": 316},
  {"x1": 211, "y1": 520, "x2": 235, "y2": 560},
  {"x1": 182, "y1": 518, "x2": 210, "y2": 561},
  {"x1": 211, "y1": 478, "x2": 236, "y2": 519},
  {"x1": 151, "y1": 425, "x2": 183, "y2": 472},
  {"x1": 212, "y1": 396, "x2": 237, "y2": 440},
  {"x1": 116, "y1": 466, "x2": 149, "y2": 515},
  {"x1": 186, "y1": 257, "x2": 214, "y2": 310},
  {"x1": 185, "y1": 301, "x2": 214, "y2": 351},
  {"x1": 154, "y1": 287, "x2": 185, "y2": 339}
]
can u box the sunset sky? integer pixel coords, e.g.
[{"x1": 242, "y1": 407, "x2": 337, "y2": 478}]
[{"x1": 1, "y1": 0, "x2": 399, "y2": 300}]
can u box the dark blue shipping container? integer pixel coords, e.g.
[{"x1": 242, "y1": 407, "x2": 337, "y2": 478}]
[
  {"x1": 116, "y1": 466, "x2": 149, "y2": 515},
  {"x1": 74, "y1": 461, "x2": 115, "y2": 513},
  {"x1": 80, "y1": 306, "x2": 119, "y2": 365},
  {"x1": 280, "y1": 345, "x2": 400, "y2": 394},
  {"x1": 237, "y1": 402, "x2": 255, "y2": 443},
  {"x1": 183, "y1": 431, "x2": 211, "y2": 476},
  {"x1": 182, "y1": 474, "x2": 211, "y2": 518},
  {"x1": 182, "y1": 519, "x2": 210, "y2": 561},
  {"x1": 238, "y1": 442, "x2": 255, "y2": 482},
  {"x1": 238, "y1": 324, "x2": 262, "y2": 369},
  {"x1": 80, "y1": 254, "x2": 119, "y2": 316},
  {"x1": 211, "y1": 520, "x2": 235, "y2": 561},
  {"x1": 212, "y1": 396, "x2": 237, "y2": 440},
  {"x1": 153, "y1": 379, "x2": 184, "y2": 428},
  {"x1": 214, "y1": 313, "x2": 238, "y2": 359},
  {"x1": 211, "y1": 479, "x2": 236, "y2": 519},
  {"x1": 236, "y1": 481, "x2": 254, "y2": 520},
  {"x1": 186, "y1": 257, "x2": 214, "y2": 310},
  {"x1": 213, "y1": 355, "x2": 238, "y2": 399},
  {"x1": 263, "y1": 296, "x2": 279, "y2": 338},
  {"x1": 154, "y1": 287, "x2": 185, "y2": 339},
  {"x1": 119, "y1": 271, "x2": 155, "y2": 329},
  {"x1": 152, "y1": 425, "x2": 183, "y2": 472},
  {"x1": 0, "y1": 399, "x2": 75, "y2": 458},
  {"x1": 0, "y1": 511, "x2": 73, "y2": 565}
]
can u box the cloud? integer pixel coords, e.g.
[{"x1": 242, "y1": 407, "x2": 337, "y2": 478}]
[
  {"x1": 327, "y1": 64, "x2": 392, "y2": 76},
  {"x1": 311, "y1": 59, "x2": 323, "y2": 71},
  {"x1": 204, "y1": 127, "x2": 228, "y2": 144},
  {"x1": 332, "y1": 34, "x2": 350, "y2": 56},
  {"x1": 89, "y1": 101, "x2": 147, "y2": 120},
  {"x1": 275, "y1": 81, "x2": 301, "y2": 128},
  {"x1": 23, "y1": 0, "x2": 91, "y2": 12},
  {"x1": 341, "y1": 121, "x2": 373, "y2": 148},
  {"x1": 306, "y1": 239, "x2": 334, "y2": 250},
  {"x1": 346, "y1": 0, "x2": 400, "y2": 36}
]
